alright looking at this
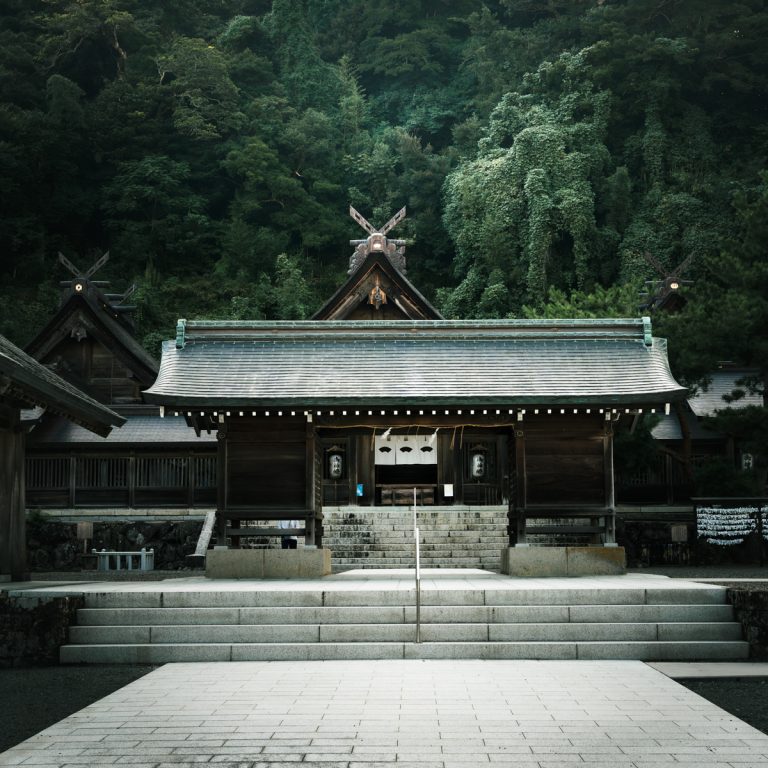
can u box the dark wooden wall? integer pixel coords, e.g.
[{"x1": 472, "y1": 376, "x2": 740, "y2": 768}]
[
  {"x1": 43, "y1": 337, "x2": 142, "y2": 405},
  {"x1": 220, "y1": 414, "x2": 610, "y2": 512},
  {"x1": 520, "y1": 414, "x2": 606, "y2": 506},
  {"x1": 225, "y1": 417, "x2": 307, "y2": 508}
]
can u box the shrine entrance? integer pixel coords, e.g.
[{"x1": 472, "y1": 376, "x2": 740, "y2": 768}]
[{"x1": 374, "y1": 433, "x2": 438, "y2": 505}]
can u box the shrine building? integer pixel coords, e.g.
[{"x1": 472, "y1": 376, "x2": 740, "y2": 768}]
[{"x1": 143, "y1": 208, "x2": 687, "y2": 570}]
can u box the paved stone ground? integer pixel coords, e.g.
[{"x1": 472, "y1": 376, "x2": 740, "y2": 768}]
[{"x1": 2, "y1": 660, "x2": 768, "y2": 768}]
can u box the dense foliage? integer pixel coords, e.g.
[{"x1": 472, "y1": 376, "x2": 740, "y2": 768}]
[{"x1": 0, "y1": 0, "x2": 766, "y2": 405}]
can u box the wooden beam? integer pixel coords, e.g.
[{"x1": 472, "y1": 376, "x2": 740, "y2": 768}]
[
  {"x1": 0, "y1": 408, "x2": 27, "y2": 580},
  {"x1": 316, "y1": 414, "x2": 517, "y2": 429}
]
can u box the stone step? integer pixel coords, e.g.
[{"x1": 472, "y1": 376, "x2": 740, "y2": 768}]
[
  {"x1": 326, "y1": 536, "x2": 507, "y2": 543},
  {"x1": 77, "y1": 586, "x2": 731, "y2": 609},
  {"x1": 326, "y1": 520, "x2": 510, "y2": 525},
  {"x1": 68, "y1": 621, "x2": 743, "y2": 646},
  {"x1": 60, "y1": 639, "x2": 750, "y2": 664},
  {"x1": 325, "y1": 526, "x2": 509, "y2": 532},
  {"x1": 324, "y1": 504, "x2": 509, "y2": 570},
  {"x1": 75, "y1": 603, "x2": 736, "y2": 626},
  {"x1": 325, "y1": 510, "x2": 509, "y2": 517},
  {"x1": 323, "y1": 536, "x2": 506, "y2": 544}
]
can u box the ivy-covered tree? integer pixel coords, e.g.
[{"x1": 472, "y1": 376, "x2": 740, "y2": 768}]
[{"x1": 442, "y1": 49, "x2": 615, "y2": 314}]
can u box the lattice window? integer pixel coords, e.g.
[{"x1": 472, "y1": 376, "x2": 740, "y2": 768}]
[
  {"x1": 136, "y1": 457, "x2": 188, "y2": 488},
  {"x1": 26, "y1": 457, "x2": 69, "y2": 489},
  {"x1": 75, "y1": 457, "x2": 128, "y2": 488},
  {"x1": 194, "y1": 456, "x2": 217, "y2": 488}
]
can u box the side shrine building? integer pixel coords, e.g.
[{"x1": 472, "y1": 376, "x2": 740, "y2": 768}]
[{"x1": 144, "y1": 208, "x2": 688, "y2": 571}]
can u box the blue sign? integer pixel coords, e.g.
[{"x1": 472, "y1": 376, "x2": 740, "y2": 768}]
[{"x1": 356, "y1": 483, "x2": 364, "y2": 497}]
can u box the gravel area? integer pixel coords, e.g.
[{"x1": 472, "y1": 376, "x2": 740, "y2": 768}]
[
  {"x1": 681, "y1": 678, "x2": 768, "y2": 735},
  {"x1": 629, "y1": 565, "x2": 768, "y2": 579},
  {"x1": 0, "y1": 665, "x2": 156, "y2": 752}
]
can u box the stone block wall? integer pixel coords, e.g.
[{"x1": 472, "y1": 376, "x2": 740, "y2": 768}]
[
  {"x1": 26, "y1": 516, "x2": 203, "y2": 571},
  {"x1": 0, "y1": 594, "x2": 84, "y2": 667},
  {"x1": 727, "y1": 587, "x2": 768, "y2": 658}
]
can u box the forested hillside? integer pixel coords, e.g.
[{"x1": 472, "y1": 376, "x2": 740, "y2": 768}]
[{"x1": 1, "y1": 0, "x2": 766, "y2": 400}]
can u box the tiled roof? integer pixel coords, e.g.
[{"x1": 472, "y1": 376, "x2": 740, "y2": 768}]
[
  {"x1": 28, "y1": 412, "x2": 214, "y2": 445},
  {"x1": 650, "y1": 411, "x2": 722, "y2": 441},
  {"x1": 144, "y1": 319, "x2": 687, "y2": 408},
  {"x1": 0, "y1": 334, "x2": 124, "y2": 436},
  {"x1": 689, "y1": 370, "x2": 763, "y2": 417}
]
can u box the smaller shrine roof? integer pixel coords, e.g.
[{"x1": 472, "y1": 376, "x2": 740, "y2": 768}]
[
  {"x1": 25, "y1": 282, "x2": 158, "y2": 386},
  {"x1": 144, "y1": 318, "x2": 687, "y2": 409},
  {"x1": 650, "y1": 411, "x2": 722, "y2": 441},
  {"x1": 0, "y1": 334, "x2": 124, "y2": 436},
  {"x1": 689, "y1": 370, "x2": 763, "y2": 417},
  {"x1": 313, "y1": 251, "x2": 442, "y2": 320},
  {"x1": 28, "y1": 411, "x2": 214, "y2": 445}
]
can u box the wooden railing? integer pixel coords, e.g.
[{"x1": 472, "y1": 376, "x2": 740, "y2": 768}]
[
  {"x1": 25, "y1": 453, "x2": 217, "y2": 508},
  {"x1": 219, "y1": 507, "x2": 316, "y2": 548},
  {"x1": 512, "y1": 505, "x2": 616, "y2": 546}
]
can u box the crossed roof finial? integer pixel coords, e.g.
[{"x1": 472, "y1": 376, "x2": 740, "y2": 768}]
[{"x1": 348, "y1": 206, "x2": 408, "y2": 274}]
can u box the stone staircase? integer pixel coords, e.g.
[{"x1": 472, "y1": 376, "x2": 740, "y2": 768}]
[
  {"x1": 60, "y1": 582, "x2": 749, "y2": 663},
  {"x1": 323, "y1": 506, "x2": 509, "y2": 571}
]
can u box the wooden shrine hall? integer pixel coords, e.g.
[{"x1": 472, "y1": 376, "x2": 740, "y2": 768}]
[
  {"x1": 143, "y1": 208, "x2": 688, "y2": 567},
  {"x1": 0, "y1": 333, "x2": 123, "y2": 580},
  {"x1": 22, "y1": 253, "x2": 216, "y2": 515}
]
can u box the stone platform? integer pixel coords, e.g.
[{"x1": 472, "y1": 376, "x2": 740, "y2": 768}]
[
  {"x1": 206, "y1": 547, "x2": 332, "y2": 578},
  {"x1": 502, "y1": 546, "x2": 626, "y2": 577},
  {"x1": 9, "y1": 570, "x2": 750, "y2": 664},
  {"x1": 2, "y1": 659, "x2": 768, "y2": 767}
]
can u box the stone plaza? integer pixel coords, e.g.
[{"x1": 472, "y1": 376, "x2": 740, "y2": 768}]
[{"x1": 3, "y1": 658, "x2": 768, "y2": 767}]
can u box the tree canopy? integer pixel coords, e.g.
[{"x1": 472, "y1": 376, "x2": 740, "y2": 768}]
[{"x1": 0, "y1": 0, "x2": 766, "y2": 395}]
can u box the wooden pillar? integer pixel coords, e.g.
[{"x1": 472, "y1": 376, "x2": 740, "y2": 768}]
[
  {"x1": 603, "y1": 421, "x2": 616, "y2": 545},
  {"x1": 514, "y1": 427, "x2": 527, "y2": 544},
  {"x1": 68, "y1": 454, "x2": 76, "y2": 507},
  {"x1": 496, "y1": 434, "x2": 506, "y2": 506},
  {"x1": 305, "y1": 417, "x2": 316, "y2": 545},
  {"x1": 357, "y1": 434, "x2": 374, "y2": 507},
  {"x1": 452, "y1": 434, "x2": 463, "y2": 504},
  {"x1": 437, "y1": 433, "x2": 453, "y2": 505},
  {"x1": 128, "y1": 453, "x2": 136, "y2": 509},
  {"x1": 0, "y1": 406, "x2": 27, "y2": 581},
  {"x1": 347, "y1": 437, "x2": 357, "y2": 506},
  {"x1": 186, "y1": 451, "x2": 194, "y2": 507},
  {"x1": 215, "y1": 421, "x2": 228, "y2": 547}
]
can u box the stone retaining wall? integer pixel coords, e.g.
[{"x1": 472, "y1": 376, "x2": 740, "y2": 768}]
[
  {"x1": 727, "y1": 587, "x2": 768, "y2": 659},
  {"x1": 0, "y1": 594, "x2": 84, "y2": 667},
  {"x1": 26, "y1": 516, "x2": 203, "y2": 571}
]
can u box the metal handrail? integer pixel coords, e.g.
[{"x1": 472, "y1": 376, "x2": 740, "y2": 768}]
[{"x1": 413, "y1": 487, "x2": 421, "y2": 643}]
